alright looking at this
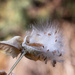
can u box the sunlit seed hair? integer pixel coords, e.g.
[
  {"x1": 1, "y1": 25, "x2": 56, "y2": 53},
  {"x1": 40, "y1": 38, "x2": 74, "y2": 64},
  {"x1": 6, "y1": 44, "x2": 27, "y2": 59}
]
[{"x1": 23, "y1": 20, "x2": 65, "y2": 65}]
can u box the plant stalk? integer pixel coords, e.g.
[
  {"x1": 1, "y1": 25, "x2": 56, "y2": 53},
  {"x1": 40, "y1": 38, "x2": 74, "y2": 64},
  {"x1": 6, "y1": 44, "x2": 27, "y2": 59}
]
[{"x1": 8, "y1": 50, "x2": 26, "y2": 75}]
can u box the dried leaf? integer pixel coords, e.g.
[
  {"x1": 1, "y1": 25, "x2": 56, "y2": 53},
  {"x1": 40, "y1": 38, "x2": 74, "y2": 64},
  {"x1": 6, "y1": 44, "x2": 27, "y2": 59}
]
[
  {"x1": 0, "y1": 36, "x2": 23, "y2": 58},
  {"x1": 0, "y1": 43, "x2": 20, "y2": 58}
]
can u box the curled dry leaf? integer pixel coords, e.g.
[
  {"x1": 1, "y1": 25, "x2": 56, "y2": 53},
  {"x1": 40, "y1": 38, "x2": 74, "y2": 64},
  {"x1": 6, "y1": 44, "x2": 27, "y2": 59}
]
[
  {"x1": 0, "y1": 43, "x2": 20, "y2": 58},
  {"x1": 0, "y1": 36, "x2": 23, "y2": 58}
]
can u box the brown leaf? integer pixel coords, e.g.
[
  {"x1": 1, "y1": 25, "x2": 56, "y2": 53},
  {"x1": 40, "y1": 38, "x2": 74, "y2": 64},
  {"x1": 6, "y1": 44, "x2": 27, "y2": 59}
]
[
  {"x1": 0, "y1": 43, "x2": 21, "y2": 58},
  {"x1": 0, "y1": 36, "x2": 23, "y2": 58}
]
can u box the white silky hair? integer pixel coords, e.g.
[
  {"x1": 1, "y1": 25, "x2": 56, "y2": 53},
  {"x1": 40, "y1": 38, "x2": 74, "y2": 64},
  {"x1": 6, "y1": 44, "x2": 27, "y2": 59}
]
[{"x1": 23, "y1": 21, "x2": 65, "y2": 63}]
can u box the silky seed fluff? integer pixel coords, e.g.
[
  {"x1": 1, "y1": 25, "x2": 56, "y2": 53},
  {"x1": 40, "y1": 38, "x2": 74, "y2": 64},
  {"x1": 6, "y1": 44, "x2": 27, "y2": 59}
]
[{"x1": 23, "y1": 22, "x2": 65, "y2": 66}]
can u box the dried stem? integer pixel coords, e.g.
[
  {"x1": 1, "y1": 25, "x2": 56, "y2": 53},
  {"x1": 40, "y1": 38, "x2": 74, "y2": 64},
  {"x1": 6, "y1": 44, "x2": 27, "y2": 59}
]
[{"x1": 8, "y1": 50, "x2": 27, "y2": 75}]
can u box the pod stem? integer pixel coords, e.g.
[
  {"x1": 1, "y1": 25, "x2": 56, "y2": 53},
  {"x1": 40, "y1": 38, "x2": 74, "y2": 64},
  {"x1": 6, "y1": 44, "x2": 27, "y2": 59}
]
[{"x1": 8, "y1": 50, "x2": 26, "y2": 75}]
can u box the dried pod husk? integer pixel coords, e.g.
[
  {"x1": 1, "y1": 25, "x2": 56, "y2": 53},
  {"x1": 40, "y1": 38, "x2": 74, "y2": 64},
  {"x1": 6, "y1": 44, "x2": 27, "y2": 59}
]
[
  {"x1": 23, "y1": 45, "x2": 47, "y2": 61},
  {"x1": 0, "y1": 43, "x2": 20, "y2": 58},
  {"x1": 23, "y1": 23, "x2": 65, "y2": 66},
  {"x1": 0, "y1": 36, "x2": 23, "y2": 58}
]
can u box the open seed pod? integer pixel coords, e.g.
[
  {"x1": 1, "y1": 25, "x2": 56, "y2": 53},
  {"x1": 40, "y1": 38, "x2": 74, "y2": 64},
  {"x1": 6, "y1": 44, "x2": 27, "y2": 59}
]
[{"x1": 22, "y1": 24, "x2": 65, "y2": 67}]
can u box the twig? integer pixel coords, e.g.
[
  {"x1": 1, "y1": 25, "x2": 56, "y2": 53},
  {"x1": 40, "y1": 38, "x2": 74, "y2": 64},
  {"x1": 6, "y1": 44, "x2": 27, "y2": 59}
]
[{"x1": 8, "y1": 50, "x2": 27, "y2": 75}]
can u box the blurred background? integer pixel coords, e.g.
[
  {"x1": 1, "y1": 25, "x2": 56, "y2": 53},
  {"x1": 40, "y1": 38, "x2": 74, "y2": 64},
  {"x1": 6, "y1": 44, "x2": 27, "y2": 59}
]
[{"x1": 0, "y1": 0, "x2": 75, "y2": 75}]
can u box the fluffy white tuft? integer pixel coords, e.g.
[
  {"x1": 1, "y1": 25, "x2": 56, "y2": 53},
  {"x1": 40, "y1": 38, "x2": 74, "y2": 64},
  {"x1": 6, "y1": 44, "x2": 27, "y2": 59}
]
[{"x1": 23, "y1": 22, "x2": 65, "y2": 66}]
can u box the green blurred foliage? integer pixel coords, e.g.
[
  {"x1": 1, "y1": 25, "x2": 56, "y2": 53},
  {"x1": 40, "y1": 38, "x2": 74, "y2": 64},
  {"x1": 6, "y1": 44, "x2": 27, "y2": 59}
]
[{"x1": 0, "y1": 0, "x2": 75, "y2": 40}]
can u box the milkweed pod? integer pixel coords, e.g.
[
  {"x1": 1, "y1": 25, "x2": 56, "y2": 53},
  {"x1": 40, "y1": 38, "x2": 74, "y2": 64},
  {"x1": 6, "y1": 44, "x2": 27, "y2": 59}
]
[
  {"x1": 0, "y1": 36, "x2": 23, "y2": 58},
  {"x1": 23, "y1": 22, "x2": 65, "y2": 67}
]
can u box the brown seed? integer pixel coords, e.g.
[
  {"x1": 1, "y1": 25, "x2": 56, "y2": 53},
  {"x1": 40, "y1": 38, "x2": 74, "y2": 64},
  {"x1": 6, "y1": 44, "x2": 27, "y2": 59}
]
[
  {"x1": 45, "y1": 59, "x2": 47, "y2": 64},
  {"x1": 52, "y1": 60, "x2": 56, "y2": 67},
  {"x1": 53, "y1": 50, "x2": 56, "y2": 54},
  {"x1": 47, "y1": 49, "x2": 49, "y2": 52},
  {"x1": 28, "y1": 43, "x2": 43, "y2": 47},
  {"x1": 41, "y1": 54, "x2": 44, "y2": 59},
  {"x1": 55, "y1": 31, "x2": 57, "y2": 34},
  {"x1": 43, "y1": 46, "x2": 44, "y2": 48},
  {"x1": 44, "y1": 57, "x2": 47, "y2": 64},
  {"x1": 59, "y1": 54, "x2": 62, "y2": 56},
  {"x1": 37, "y1": 34, "x2": 40, "y2": 36},
  {"x1": 44, "y1": 57, "x2": 47, "y2": 61},
  {"x1": 26, "y1": 40, "x2": 29, "y2": 43},
  {"x1": 55, "y1": 39, "x2": 57, "y2": 42},
  {"x1": 48, "y1": 33, "x2": 51, "y2": 36}
]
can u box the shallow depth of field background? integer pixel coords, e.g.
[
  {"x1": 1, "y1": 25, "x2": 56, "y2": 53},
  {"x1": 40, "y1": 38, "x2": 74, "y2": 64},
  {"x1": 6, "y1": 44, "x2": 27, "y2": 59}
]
[{"x1": 0, "y1": 0, "x2": 75, "y2": 75}]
